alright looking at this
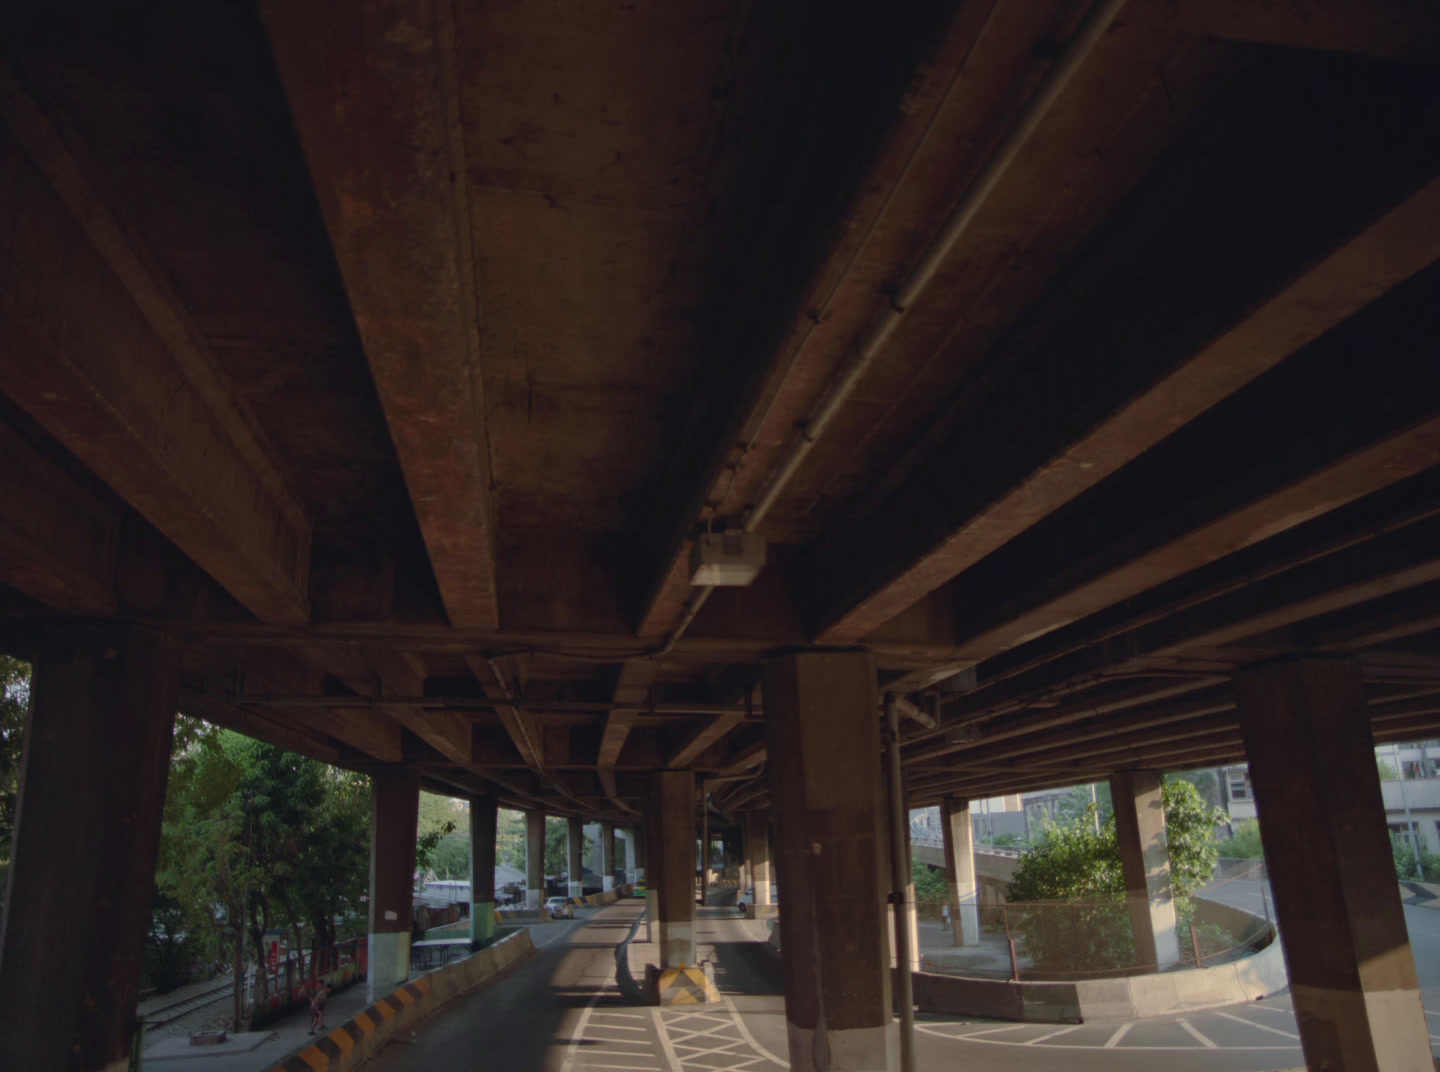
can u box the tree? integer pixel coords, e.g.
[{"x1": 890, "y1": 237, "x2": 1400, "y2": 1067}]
[
  {"x1": 0, "y1": 656, "x2": 30, "y2": 905},
  {"x1": 156, "y1": 720, "x2": 371, "y2": 1024},
  {"x1": 1212, "y1": 818, "x2": 1264, "y2": 860},
  {"x1": 1378, "y1": 757, "x2": 1401, "y2": 781},
  {"x1": 1006, "y1": 780, "x2": 1227, "y2": 974}
]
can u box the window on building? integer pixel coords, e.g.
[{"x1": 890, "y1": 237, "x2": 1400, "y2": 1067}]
[{"x1": 1227, "y1": 769, "x2": 1252, "y2": 801}]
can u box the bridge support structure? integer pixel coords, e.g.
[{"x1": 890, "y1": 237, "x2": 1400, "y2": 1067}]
[
  {"x1": 369, "y1": 765, "x2": 419, "y2": 1001},
  {"x1": 0, "y1": 625, "x2": 178, "y2": 1072},
  {"x1": 470, "y1": 795, "x2": 497, "y2": 943},
  {"x1": 651, "y1": 770, "x2": 696, "y2": 967},
  {"x1": 525, "y1": 811, "x2": 546, "y2": 909},
  {"x1": 744, "y1": 809, "x2": 775, "y2": 918},
  {"x1": 766, "y1": 650, "x2": 895, "y2": 1072},
  {"x1": 567, "y1": 816, "x2": 585, "y2": 898},
  {"x1": 1238, "y1": 656, "x2": 1432, "y2": 1072},
  {"x1": 941, "y1": 797, "x2": 980, "y2": 946},
  {"x1": 601, "y1": 820, "x2": 616, "y2": 891},
  {"x1": 1111, "y1": 769, "x2": 1181, "y2": 970}
]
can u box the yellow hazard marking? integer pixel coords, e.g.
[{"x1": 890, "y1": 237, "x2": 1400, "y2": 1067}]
[
  {"x1": 328, "y1": 1028, "x2": 354, "y2": 1055},
  {"x1": 393, "y1": 987, "x2": 415, "y2": 1007},
  {"x1": 295, "y1": 1047, "x2": 329, "y2": 1071}
]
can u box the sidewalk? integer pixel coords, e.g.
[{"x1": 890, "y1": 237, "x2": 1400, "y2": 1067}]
[
  {"x1": 143, "y1": 977, "x2": 373, "y2": 1072},
  {"x1": 141, "y1": 922, "x2": 557, "y2": 1072}
]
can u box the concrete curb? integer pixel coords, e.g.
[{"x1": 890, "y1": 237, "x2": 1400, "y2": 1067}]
[
  {"x1": 906, "y1": 895, "x2": 1287, "y2": 1024},
  {"x1": 266, "y1": 927, "x2": 535, "y2": 1072},
  {"x1": 568, "y1": 884, "x2": 635, "y2": 909}
]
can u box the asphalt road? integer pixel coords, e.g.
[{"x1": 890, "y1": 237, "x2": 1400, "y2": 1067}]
[{"x1": 368, "y1": 889, "x2": 1440, "y2": 1072}]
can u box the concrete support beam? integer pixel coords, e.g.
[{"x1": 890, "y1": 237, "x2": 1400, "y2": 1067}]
[
  {"x1": 1111, "y1": 770, "x2": 1181, "y2": 971},
  {"x1": 525, "y1": 810, "x2": 547, "y2": 909},
  {"x1": 1237, "y1": 657, "x2": 1432, "y2": 1072},
  {"x1": 764, "y1": 650, "x2": 894, "y2": 1072},
  {"x1": 652, "y1": 771, "x2": 696, "y2": 968},
  {"x1": 568, "y1": 817, "x2": 585, "y2": 898},
  {"x1": 0, "y1": 76, "x2": 311, "y2": 625},
  {"x1": 469, "y1": 796, "x2": 498, "y2": 944},
  {"x1": 745, "y1": 811, "x2": 774, "y2": 916},
  {"x1": 0, "y1": 625, "x2": 178, "y2": 1072},
  {"x1": 601, "y1": 820, "x2": 617, "y2": 892},
  {"x1": 262, "y1": 0, "x2": 498, "y2": 629},
  {"x1": 0, "y1": 419, "x2": 119, "y2": 615},
  {"x1": 941, "y1": 797, "x2": 979, "y2": 946},
  {"x1": 369, "y1": 766, "x2": 419, "y2": 1001},
  {"x1": 634, "y1": 822, "x2": 647, "y2": 884}
]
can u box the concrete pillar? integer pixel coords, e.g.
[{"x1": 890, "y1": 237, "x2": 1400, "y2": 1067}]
[
  {"x1": 567, "y1": 816, "x2": 585, "y2": 898},
  {"x1": 1110, "y1": 769, "x2": 1180, "y2": 970},
  {"x1": 941, "y1": 797, "x2": 980, "y2": 946},
  {"x1": 745, "y1": 810, "x2": 775, "y2": 918},
  {"x1": 525, "y1": 810, "x2": 546, "y2": 908},
  {"x1": 1237, "y1": 656, "x2": 1431, "y2": 1072},
  {"x1": 622, "y1": 827, "x2": 637, "y2": 883},
  {"x1": 652, "y1": 770, "x2": 696, "y2": 967},
  {"x1": 469, "y1": 796, "x2": 497, "y2": 943},
  {"x1": 601, "y1": 820, "x2": 616, "y2": 891},
  {"x1": 0, "y1": 625, "x2": 178, "y2": 1072},
  {"x1": 634, "y1": 822, "x2": 647, "y2": 884},
  {"x1": 369, "y1": 765, "x2": 419, "y2": 1000},
  {"x1": 765, "y1": 650, "x2": 894, "y2": 1072}
]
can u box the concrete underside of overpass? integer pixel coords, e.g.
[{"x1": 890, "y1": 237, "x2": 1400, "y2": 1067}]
[{"x1": 4, "y1": 2, "x2": 1440, "y2": 1069}]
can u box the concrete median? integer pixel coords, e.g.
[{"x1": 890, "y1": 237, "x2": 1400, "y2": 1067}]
[{"x1": 266, "y1": 927, "x2": 535, "y2": 1072}]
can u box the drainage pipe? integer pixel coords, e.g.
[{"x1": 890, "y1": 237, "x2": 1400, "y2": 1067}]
[
  {"x1": 885, "y1": 693, "x2": 917, "y2": 1072},
  {"x1": 659, "y1": 0, "x2": 1129, "y2": 657}
]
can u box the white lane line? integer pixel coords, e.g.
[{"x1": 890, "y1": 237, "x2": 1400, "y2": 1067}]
[
  {"x1": 1247, "y1": 1004, "x2": 1296, "y2": 1016},
  {"x1": 722, "y1": 994, "x2": 789, "y2": 1068},
  {"x1": 1215, "y1": 1012, "x2": 1300, "y2": 1040},
  {"x1": 591, "y1": 1024, "x2": 649, "y2": 1033},
  {"x1": 1178, "y1": 1019, "x2": 1218, "y2": 1049},
  {"x1": 653, "y1": 1008, "x2": 685, "y2": 1072},
  {"x1": 958, "y1": 1024, "x2": 1031, "y2": 1039},
  {"x1": 1426, "y1": 1011, "x2": 1440, "y2": 1020},
  {"x1": 584, "y1": 1064, "x2": 661, "y2": 1071},
  {"x1": 1025, "y1": 1025, "x2": 1082, "y2": 1045},
  {"x1": 560, "y1": 990, "x2": 603, "y2": 1072},
  {"x1": 1103, "y1": 1023, "x2": 1132, "y2": 1048},
  {"x1": 594, "y1": 1012, "x2": 647, "y2": 1020},
  {"x1": 589, "y1": 1052, "x2": 658, "y2": 1059}
]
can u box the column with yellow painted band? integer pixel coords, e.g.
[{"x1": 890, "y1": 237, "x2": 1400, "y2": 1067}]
[{"x1": 647, "y1": 963, "x2": 721, "y2": 1005}]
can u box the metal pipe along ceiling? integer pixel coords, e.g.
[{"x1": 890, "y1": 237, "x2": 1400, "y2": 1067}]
[{"x1": 660, "y1": 0, "x2": 1132, "y2": 656}]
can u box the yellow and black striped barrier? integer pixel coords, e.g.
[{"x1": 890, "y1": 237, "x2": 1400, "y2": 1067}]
[
  {"x1": 272, "y1": 977, "x2": 430, "y2": 1072},
  {"x1": 647, "y1": 963, "x2": 721, "y2": 1006}
]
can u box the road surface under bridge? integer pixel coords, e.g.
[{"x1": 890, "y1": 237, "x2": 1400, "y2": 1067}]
[{"x1": 370, "y1": 895, "x2": 1440, "y2": 1072}]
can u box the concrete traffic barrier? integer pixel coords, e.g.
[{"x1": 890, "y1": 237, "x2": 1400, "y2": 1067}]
[
  {"x1": 266, "y1": 927, "x2": 535, "y2": 1072},
  {"x1": 646, "y1": 963, "x2": 721, "y2": 1005}
]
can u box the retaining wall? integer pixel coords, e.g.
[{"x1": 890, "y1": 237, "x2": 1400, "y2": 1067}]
[
  {"x1": 906, "y1": 894, "x2": 1286, "y2": 1024},
  {"x1": 267, "y1": 927, "x2": 535, "y2": 1072}
]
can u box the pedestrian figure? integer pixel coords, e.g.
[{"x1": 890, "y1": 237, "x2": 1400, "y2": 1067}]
[{"x1": 309, "y1": 983, "x2": 331, "y2": 1034}]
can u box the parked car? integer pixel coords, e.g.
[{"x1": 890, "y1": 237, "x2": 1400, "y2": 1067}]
[{"x1": 545, "y1": 896, "x2": 575, "y2": 920}]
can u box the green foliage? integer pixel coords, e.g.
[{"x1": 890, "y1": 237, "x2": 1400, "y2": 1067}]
[
  {"x1": 1165, "y1": 769, "x2": 1221, "y2": 808},
  {"x1": 1212, "y1": 818, "x2": 1265, "y2": 860},
  {"x1": 1391, "y1": 831, "x2": 1440, "y2": 883},
  {"x1": 1009, "y1": 780, "x2": 1226, "y2": 902},
  {"x1": 0, "y1": 656, "x2": 30, "y2": 903},
  {"x1": 991, "y1": 832, "x2": 1028, "y2": 848},
  {"x1": 912, "y1": 860, "x2": 948, "y2": 904},
  {"x1": 1054, "y1": 784, "x2": 1113, "y2": 827},
  {"x1": 1005, "y1": 780, "x2": 1227, "y2": 975},
  {"x1": 1378, "y1": 758, "x2": 1400, "y2": 781},
  {"x1": 156, "y1": 719, "x2": 370, "y2": 1017},
  {"x1": 1007, "y1": 803, "x2": 1120, "y2": 903},
  {"x1": 497, "y1": 809, "x2": 526, "y2": 870}
]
